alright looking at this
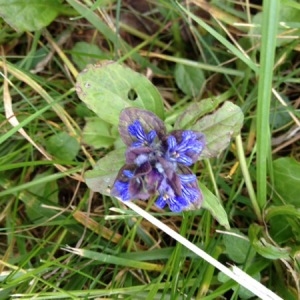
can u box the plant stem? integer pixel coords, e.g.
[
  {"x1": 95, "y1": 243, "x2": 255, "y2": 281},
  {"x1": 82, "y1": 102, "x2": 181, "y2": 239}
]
[{"x1": 236, "y1": 135, "x2": 262, "y2": 222}]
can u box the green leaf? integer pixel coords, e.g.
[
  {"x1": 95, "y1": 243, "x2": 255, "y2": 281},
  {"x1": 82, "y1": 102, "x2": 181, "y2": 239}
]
[
  {"x1": 0, "y1": 0, "x2": 62, "y2": 32},
  {"x1": 175, "y1": 98, "x2": 218, "y2": 130},
  {"x1": 269, "y1": 98, "x2": 292, "y2": 130},
  {"x1": 70, "y1": 42, "x2": 111, "y2": 70},
  {"x1": 174, "y1": 90, "x2": 235, "y2": 129},
  {"x1": 64, "y1": 246, "x2": 162, "y2": 271},
  {"x1": 75, "y1": 61, "x2": 165, "y2": 125},
  {"x1": 174, "y1": 63, "x2": 205, "y2": 97},
  {"x1": 199, "y1": 182, "x2": 230, "y2": 229},
  {"x1": 85, "y1": 148, "x2": 126, "y2": 196},
  {"x1": 249, "y1": 224, "x2": 291, "y2": 260},
  {"x1": 223, "y1": 230, "x2": 256, "y2": 264},
  {"x1": 273, "y1": 157, "x2": 300, "y2": 207},
  {"x1": 190, "y1": 101, "x2": 244, "y2": 159},
  {"x1": 45, "y1": 132, "x2": 80, "y2": 161},
  {"x1": 266, "y1": 205, "x2": 300, "y2": 245},
  {"x1": 282, "y1": 0, "x2": 300, "y2": 10},
  {"x1": 82, "y1": 117, "x2": 116, "y2": 149},
  {"x1": 75, "y1": 103, "x2": 95, "y2": 118},
  {"x1": 269, "y1": 215, "x2": 296, "y2": 245},
  {"x1": 24, "y1": 171, "x2": 58, "y2": 222},
  {"x1": 250, "y1": 6, "x2": 300, "y2": 47},
  {"x1": 265, "y1": 205, "x2": 300, "y2": 222}
]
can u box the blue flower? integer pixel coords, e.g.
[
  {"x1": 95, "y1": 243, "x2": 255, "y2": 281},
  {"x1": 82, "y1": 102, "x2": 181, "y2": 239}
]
[
  {"x1": 128, "y1": 120, "x2": 157, "y2": 147},
  {"x1": 155, "y1": 194, "x2": 190, "y2": 213},
  {"x1": 111, "y1": 167, "x2": 152, "y2": 201},
  {"x1": 165, "y1": 130, "x2": 205, "y2": 166},
  {"x1": 111, "y1": 169, "x2": 133, "y2": 201},
  {"x1": 179, "y1": 173, "x2": 202, "y2": 206},
  {"x1": 155, "y1": 177, "x2": 190, "y2": 212},
  {"x1": 111, "y1": 108, "x2": 206, "y2": 212},
  {"x1": 154, "y1": 170, "x2": 202, "y2": 212}
]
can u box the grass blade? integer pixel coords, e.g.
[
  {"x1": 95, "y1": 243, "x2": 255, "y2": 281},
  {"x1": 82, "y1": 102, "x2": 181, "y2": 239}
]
[{"x1": 256, "y1": 1, "x2": 280, "y2": 208}]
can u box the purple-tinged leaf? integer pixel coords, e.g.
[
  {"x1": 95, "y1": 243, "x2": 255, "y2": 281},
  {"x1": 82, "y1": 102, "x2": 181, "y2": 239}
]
[
  {"x1": 125, "y1": 146, "x2": 153, "y2": 165},
  {"x1": 191, "y1": 101, "x2": 244, "y2": 159},
  {"x1": 134, "y1": 161, "x2": 152, "y2": 176},
  {"x1": 119, "y1": 107, "x2": 166, "y2": 146},
  {"x1": 128, "y1": 177, "x2": 151, "y2": 200},
  {"x1": 174, "y1": 90, "x2": 234, "y2": 130}
]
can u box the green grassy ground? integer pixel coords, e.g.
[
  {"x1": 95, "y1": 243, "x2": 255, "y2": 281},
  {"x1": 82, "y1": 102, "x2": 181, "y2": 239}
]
[{"x1": 0, "y1": 0, "x2": 299, "y2": 299}]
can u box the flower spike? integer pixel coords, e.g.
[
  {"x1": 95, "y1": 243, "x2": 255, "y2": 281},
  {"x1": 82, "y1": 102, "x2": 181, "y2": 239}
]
[{"x1": 111, "y1": 108, "x2": 206, "y2": 212}]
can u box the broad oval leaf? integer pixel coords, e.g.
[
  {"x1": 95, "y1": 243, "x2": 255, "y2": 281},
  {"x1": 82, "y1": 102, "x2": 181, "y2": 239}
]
[
  {"x1": 199, "y1": 182, "x2": 230, "y2": 229},
  {"x1": 76, "y1": 61, "x2": 165, "y2": 125},
  {"x1": 174, "y1": 63, "x2": 205, "y2": 97},
  {"x1": 25, "y1": 171, "x2": 59, "y2": 222},
  {"x1": 191, "y1": 101, "x2": 244, "y2": 159},
  {"x1": 71, "y1": 42, "x2": 111, "y2": 70},
  {"x1": 273, "y1": 157, "x2": 300, "y2": 207},
  {"x1": 85, "y1": 148, "x2": 126, "y2": 196},
  {"x1": 82, "y1": 117, "x2": 116, "y2": 149},
  {"x1": 0, "y1": 0, "x2": 62, "y2": 32},
  {"x1": 223, "y1": 230, "x2": 256, "y2": 264},
  {"x1": 175, "y1": 98, "x2": 220, "y2": 130},
  {"x1": 174, "y1": 90, "x2": 235, "y2": 129},
  {"x1": 45, "y1": 132, "x2": 80, "y2": 161}
]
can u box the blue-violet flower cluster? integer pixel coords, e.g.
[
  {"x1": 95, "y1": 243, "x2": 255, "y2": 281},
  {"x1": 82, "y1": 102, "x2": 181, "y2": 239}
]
[{"x1": 111, "y1": 108, "x2": 206, "y2": 212}]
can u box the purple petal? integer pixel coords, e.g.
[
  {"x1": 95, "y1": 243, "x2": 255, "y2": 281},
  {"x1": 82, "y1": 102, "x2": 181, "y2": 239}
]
[
  {"x1": 111, "y1": 180, "x2": 131, "y2": 201},
  {"x1": 167, "y1": 172, "x2": 182, "y2": 196},
  {"x1": 111, "y1": 164, "x2": 136, "y2": 201},
  {"x1": 123, "y1": 170, "x2": 134, "y2": 178},
  {"x1": 178, "y1": 173, "x2": 196, "y2": 183},
  {"x1": 135, "y1": 161, "x2": 152, "y2": 176},
  {"x1": 144, "y1": 169, "x2": 164, "y2": 194},
  {"x1": 125, "y1": 146, "x2": 152, "y2": 164},
  {"x1": 177, "y1": 155, "x2": 193, "y2": 166},
  {"x1": 128, "y1": 120, "x2": 146, "y2": 141},
  {"x1": 165, "y1": 130, "x2": 206, "y2": 165},
  {"x1": 169, "y1": 196, "x2": 190, "y2": 212},
  {"x1": 167, "y1": 135, "x2": 177, "y2": 150},
  {"x1": 178, "y1": 165, "x2": 203, "y2": 210},
  {"x1": 155, "y1": 157, "x2": 181, "y2": 195},
  {"x1": 155, "y1": 196, "x2": 167, "y2": 209},
  {"x1": 128, "y1": 177, "x2": 150, "y2": 200},
  {"x1": 147, "y1": 130, "x2": 157, "y2": 143},
  {"x1": 156, "y1": 157, "x2": 176, "y2": 178}
]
